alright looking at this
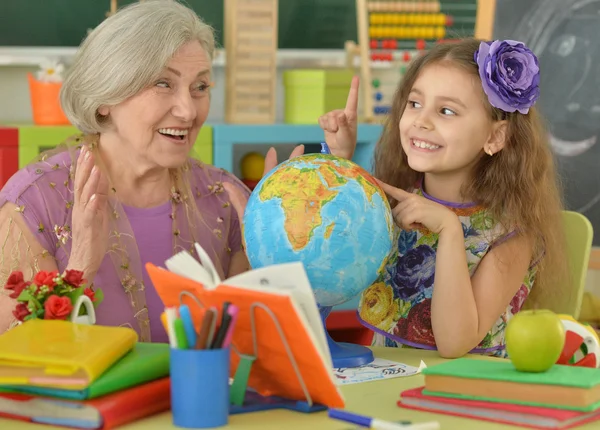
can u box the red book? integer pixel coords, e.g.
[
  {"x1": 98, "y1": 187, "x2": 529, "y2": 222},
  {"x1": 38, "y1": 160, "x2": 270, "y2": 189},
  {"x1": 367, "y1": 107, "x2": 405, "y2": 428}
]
[
  {"x1": 398, "y1": 387, "x2": 600, "y2": 430},
  {"x1": 0, "y1": 377, "x2": 170, "y2": 429}
]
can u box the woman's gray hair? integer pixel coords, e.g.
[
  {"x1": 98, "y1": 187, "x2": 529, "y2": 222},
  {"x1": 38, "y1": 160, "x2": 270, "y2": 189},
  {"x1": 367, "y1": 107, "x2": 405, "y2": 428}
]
[{"x1": 60, "y1": 0, "x2": 215, "y2": 134}]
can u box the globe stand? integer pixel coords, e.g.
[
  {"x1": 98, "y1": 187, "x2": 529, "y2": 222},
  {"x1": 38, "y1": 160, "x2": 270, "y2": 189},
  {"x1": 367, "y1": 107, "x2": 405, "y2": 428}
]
[{"x1": 320, "y1": 306, "x2": 374, "y2": 368}]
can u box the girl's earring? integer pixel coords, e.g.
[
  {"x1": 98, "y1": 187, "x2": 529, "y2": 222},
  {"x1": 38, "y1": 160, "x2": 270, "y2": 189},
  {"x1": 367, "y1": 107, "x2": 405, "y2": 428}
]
[{"x1": 486, "y1": 149, "x2": 494, "y2": 156}]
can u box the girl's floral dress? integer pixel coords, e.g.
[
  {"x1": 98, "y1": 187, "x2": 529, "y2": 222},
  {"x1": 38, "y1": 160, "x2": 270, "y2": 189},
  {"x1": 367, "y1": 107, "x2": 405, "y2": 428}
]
[{"x1": 357, "y1": 185, "x2": 537, "y2": 358}]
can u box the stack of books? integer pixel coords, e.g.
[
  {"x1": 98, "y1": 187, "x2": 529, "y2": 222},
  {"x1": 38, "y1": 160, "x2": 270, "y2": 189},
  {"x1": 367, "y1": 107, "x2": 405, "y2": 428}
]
[
  {"x1": 0, "y1": 241, "x2": 348, "y2": 428},
  {"x1": 0, "y1": 320, "x2": 170, "y2": 429},
  {"x1": 397, "y1": 358, "x2": 600, "y2": 429}
]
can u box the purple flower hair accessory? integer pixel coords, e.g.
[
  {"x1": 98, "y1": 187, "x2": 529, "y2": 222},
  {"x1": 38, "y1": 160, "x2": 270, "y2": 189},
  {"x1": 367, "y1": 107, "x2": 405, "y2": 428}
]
[{"x1": 474, "y1": 40, "x2": 540, "y2": 114}]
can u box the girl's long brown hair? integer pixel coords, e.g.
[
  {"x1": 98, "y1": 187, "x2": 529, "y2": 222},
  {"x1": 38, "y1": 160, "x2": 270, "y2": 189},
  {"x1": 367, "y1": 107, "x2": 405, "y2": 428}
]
[{"x1": 373, "y1": 38, "x2": 569, "y2": 310}]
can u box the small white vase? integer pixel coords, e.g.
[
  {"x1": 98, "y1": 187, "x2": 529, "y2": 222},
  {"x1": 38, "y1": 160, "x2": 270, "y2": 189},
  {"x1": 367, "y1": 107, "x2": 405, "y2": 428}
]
[{"x1": 70, "y1": 295, "x2": 96, "y2": 325}]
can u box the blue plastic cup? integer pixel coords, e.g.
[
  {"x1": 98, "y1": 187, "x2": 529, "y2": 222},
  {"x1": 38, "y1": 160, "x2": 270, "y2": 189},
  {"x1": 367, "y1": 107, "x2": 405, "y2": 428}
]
[{"x1": 170, "y1": 347, "x2": 230, "y2": 428}]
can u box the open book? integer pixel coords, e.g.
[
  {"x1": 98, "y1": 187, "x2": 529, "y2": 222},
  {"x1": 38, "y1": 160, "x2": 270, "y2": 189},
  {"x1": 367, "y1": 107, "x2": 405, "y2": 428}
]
[
  {"x1": 145, "y1": 243, "x2": 345, "y2": 409},
  {"x1": 166, "y1": 244, "x2": 331, "y2": 368}
]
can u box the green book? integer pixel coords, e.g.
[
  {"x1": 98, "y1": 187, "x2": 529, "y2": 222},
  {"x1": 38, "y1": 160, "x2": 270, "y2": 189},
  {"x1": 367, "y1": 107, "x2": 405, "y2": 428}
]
[
  {"x1": 422, "y1": 357, "x2": 600, "y2": 388},
  {"x1": 422, "y1": 358, "x2": 600, "y2": 412},
  {"x1": 0, "y1": 342, "x2": 169, "y2": 400}
]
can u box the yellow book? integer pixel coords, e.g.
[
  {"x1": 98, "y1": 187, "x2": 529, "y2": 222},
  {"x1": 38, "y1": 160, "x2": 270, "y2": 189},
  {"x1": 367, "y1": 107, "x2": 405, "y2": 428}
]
[{"x1": 0, "y1": 320, "x2": 138, "y2": 389}]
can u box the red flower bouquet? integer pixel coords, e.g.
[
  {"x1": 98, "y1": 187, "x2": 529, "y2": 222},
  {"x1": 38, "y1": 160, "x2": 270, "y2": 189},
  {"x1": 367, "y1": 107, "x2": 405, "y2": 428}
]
[{"x1": 4, "y1": 269, "x2": 103, "y2": 323}]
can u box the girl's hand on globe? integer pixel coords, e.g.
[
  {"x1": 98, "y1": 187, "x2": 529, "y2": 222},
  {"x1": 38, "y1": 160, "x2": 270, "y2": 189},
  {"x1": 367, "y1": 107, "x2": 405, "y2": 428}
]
[
  {"x1": 224, "y1": 145, "x2": 305, "y2": 229},
  {"x1": 376, "y1": 179, "x2": 461, "y2": 235},
  {"x1": 318, "y1": 76, "x2": 359, "y2": 160}
]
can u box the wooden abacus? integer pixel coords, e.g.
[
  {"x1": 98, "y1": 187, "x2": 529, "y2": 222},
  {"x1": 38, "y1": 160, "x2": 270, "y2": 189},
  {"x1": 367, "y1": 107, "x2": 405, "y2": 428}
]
[
  {"x1": 105, "y1": 0, "x2": 146, "y2": 18},
  {"x1": 351, "y1": 0, "x2": 496, "y2": 123},
  {"x1": 106, "y1": 0, "x2": 118, "y2": 18},
  {"x1": 224, "y1": 0, "x2": 278, "y2": 124}
]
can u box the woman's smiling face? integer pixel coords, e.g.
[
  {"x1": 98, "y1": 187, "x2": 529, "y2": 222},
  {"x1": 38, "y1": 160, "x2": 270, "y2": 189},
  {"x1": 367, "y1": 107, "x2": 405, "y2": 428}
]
[{"x1": 100, "y1": 40, "x2": 212, "y2": 169}]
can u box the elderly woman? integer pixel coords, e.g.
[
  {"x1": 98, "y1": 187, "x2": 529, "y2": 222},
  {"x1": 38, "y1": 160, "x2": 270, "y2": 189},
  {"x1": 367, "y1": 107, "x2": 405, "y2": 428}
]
[{"x1": 0, "y1": 0, "x2": 302, "y2": 341}]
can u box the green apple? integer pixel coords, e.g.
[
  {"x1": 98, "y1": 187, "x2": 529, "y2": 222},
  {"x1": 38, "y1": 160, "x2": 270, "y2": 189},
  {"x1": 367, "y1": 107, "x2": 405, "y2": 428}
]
[{"x1": 505, "y1": 309, "x2": 566, "y2": 372}]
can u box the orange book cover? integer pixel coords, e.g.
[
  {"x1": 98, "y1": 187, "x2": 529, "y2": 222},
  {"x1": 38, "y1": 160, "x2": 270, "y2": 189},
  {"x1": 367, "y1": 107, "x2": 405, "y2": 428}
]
[
  {"x1": 0, "y1": 377, "x2": 170, "y2": 429},
  {"x1": 145, "y1": 247, "x2": 345, "y2": 409}
]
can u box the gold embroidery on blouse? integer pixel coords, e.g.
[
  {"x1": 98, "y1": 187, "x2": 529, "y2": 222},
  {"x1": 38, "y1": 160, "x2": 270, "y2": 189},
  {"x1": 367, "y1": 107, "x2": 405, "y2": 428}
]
[{"x1": 0, "y1": 133, "x2": 243, "y2": 340}]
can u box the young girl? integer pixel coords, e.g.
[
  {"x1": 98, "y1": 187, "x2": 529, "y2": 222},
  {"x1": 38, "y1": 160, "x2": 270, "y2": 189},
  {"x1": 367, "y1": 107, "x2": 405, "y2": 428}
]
[{"x1": 317, "y1": 38, "x2": 568, "y2": 358}]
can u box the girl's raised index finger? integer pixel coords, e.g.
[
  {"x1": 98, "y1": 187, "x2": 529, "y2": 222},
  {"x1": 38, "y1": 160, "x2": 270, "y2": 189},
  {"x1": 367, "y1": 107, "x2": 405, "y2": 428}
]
[{"x1": 344, "y1": 76, "x2": 360, "y2": 115}]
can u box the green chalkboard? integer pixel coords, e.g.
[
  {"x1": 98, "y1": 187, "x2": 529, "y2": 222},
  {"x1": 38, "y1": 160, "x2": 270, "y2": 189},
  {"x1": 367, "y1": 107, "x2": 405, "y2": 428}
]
[
  {"x1": 0, "y1": 0, "x2": 477, "y2": 49},
  {"x1": 0, "y1": 0, "x2": 355, "y2": 49}
]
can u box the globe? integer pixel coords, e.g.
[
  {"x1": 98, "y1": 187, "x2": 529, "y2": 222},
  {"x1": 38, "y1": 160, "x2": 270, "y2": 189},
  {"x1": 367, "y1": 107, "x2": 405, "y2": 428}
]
[{"x1": 242, "y1": 153, "x2": 395, "y2": 367}]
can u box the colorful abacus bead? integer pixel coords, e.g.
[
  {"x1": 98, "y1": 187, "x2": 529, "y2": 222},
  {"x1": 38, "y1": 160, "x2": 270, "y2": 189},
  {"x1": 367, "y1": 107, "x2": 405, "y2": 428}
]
[
  {"x1": 370, "y1": 2, "x2": 382, "y2": 12},
  {"x1": 374, "y1": 92, "x2": 383, "y2": 101},
  {"x1": 372, "y1": 78, "x2": 381, "y2": 88},
  {"x1": 371, "y1": 53, "x2": 392, "y2": 61},
  {"x1": 416, "y1": 39, "x2": 426, "y2": 50},
  {"x1": 373, "y1": 53, "x2": 393, "y2": 61},
  {"x1": 381, "y1": 39, "x2": 397, "y2": 50}
]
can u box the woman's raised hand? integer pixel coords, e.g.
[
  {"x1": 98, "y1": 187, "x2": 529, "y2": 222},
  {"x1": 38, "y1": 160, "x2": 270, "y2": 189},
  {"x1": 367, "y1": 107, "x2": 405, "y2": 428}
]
[
  {"x1": 67, "y1": 146, "x2": 110, "y2": 282},
  {"x1": 318, "y1": 75, "x2": 360, "y2": 160}
]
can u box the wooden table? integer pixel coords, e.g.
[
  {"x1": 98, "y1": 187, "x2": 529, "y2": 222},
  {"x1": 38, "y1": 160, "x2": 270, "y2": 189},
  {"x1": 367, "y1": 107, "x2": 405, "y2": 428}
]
[{"x1": 3, "y1": 347, "x2": 596, "y2": 429}]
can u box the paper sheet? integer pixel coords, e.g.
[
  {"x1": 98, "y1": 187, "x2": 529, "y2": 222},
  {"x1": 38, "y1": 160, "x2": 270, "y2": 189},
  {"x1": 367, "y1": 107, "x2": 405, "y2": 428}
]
[{"x1": 333, "y1": 358, "x2": 427, "y2": 385}]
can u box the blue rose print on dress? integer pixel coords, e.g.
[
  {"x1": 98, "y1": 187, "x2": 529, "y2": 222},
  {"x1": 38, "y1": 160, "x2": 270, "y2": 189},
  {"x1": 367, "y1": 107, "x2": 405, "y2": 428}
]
[
  {"x1": 392, "y1": 244, "x2": 436, "y2": 300},
  {"x1": 385, "y1": 337, "x2": 398, "y2": 347},
  {"x1": 398, "y1": 229, "x2": 417, "y2": 256},
  {"x1": 462, "y1": 222, "x2": 478, "y2": 238}
]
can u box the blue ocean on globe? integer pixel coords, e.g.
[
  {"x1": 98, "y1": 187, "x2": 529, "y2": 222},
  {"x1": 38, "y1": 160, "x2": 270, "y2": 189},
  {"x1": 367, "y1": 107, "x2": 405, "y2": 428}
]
[{"x1": 242, "y1": 153, "x2": 395, "y2": 308}]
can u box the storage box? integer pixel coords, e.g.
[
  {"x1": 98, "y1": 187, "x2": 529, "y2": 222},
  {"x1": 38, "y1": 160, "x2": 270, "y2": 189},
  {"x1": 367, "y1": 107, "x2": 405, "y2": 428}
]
[
  {"x1": 192, "y1": 125, "x2": 213, "y2": 165},
  {"x1": 0, "y1": 127, "x2": 19, "y2": 187},
  {"x1": 18, "y1": 125, "x2": 78, "y2": 168},
  {"x1": 283, "y1": 70, "x2": 354, "y2": 124}
]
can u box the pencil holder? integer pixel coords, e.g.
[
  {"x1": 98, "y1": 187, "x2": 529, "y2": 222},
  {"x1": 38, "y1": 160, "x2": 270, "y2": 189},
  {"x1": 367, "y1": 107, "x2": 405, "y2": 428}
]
[{"x1": 170, "y1": 347, "x2": 230, "y2": 428}]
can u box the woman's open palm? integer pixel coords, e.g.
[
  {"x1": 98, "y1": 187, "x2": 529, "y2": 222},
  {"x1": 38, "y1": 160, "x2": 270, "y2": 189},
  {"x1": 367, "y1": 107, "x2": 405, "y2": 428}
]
[{"x1": 68, "y1": 146, "x2": 110, "y2": 281}]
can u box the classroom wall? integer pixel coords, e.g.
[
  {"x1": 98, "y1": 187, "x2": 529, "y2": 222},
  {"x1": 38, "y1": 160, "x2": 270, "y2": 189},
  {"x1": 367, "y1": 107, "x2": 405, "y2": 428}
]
[
  {"x1": 0, "y1": 48, "x2": 353, "y2": 125},
  {"x1": 2, "y1": 47, "x2": 600, "y2": 297},
  {"x1": 587, "y1": 271, "x2": 600, "y2": 295},
  {"x1": 0, "y1": 64, "x2": 251, "y2": 125}
]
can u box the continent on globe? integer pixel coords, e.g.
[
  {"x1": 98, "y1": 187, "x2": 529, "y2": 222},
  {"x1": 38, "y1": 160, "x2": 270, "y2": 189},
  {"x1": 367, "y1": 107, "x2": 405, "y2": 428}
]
[
  {"x1": 243, "y1": 153, "x2": 394, "y2": 309},
  {"x1": 257, "y1": 157, "x2": 380, "y2": 251}
]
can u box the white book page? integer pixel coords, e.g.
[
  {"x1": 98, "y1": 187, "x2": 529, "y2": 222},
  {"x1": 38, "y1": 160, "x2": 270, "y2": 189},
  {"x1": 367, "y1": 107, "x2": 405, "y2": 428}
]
[
  {"x1": 194, "y1": 243, "x2": 222, "y2": 285},
  {"x1": 225, "y1": 262, "x2": 332, "y2": 368},
  {"x1": 286, "y1": 300, "x2": 342, "y2": 398},
  {"x1": 165, "y1": 251, "x2": 214, "y2": 288},
  {"x1": 164, "y1": 245, "x2": 334, "y2": 370}
]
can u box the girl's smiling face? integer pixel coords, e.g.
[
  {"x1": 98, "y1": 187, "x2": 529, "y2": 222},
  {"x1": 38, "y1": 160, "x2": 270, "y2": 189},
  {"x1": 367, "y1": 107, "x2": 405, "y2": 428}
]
[{"x1": 399, "y1": 62, "x2": 503, "y2": 176}]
